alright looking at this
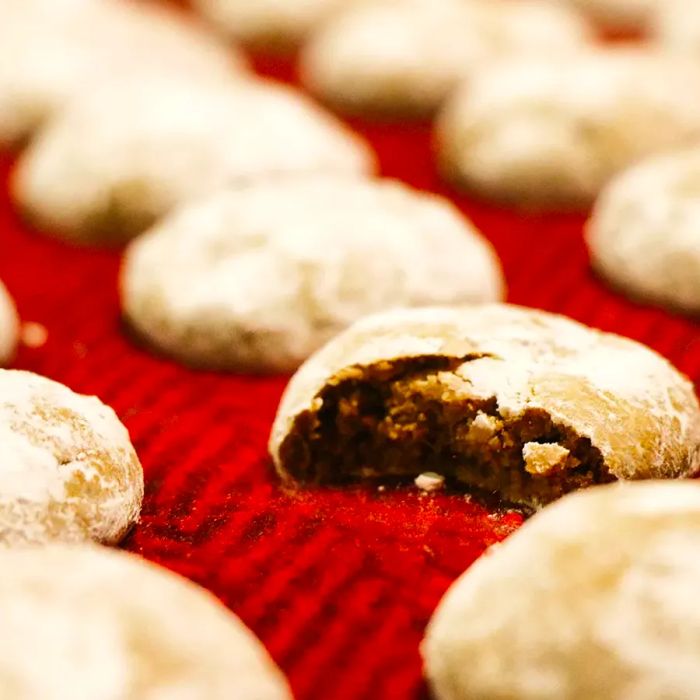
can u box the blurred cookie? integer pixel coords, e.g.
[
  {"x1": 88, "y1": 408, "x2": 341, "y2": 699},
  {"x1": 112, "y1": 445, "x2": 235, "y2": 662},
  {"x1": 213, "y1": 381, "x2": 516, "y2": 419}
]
[
  {"x1": 560, "y1": 0, "x2": 658, "y2": 31},
  {"x1": 193, "y1": 0, "x2": 352, "y2": 51},
  {"x1": 301, "y1": 0, "x2": 592, "y2": 118},
  {"x1": 653, "y1": 0, "x2": 700, "y2": 54},
  {"x1": 423, "y1": 480, "x2": 700, "y2": 700},
  {"x1": 587, "y1": 148, "x2": 700, "y2": 314},
  {"x1": 436, "y1": 49, "x2": 700, "y2": 208},
  {"x1": 270, "y1": 305, "x2": 700, "y2": 510},
  {"x1": 0, "y1": 281, "x2": 19, "y2": 366},
  {"x1": 121, "y1": 176, "x2": 503, "y2": 372},
  {"x1": 0, "y1": 545, "x2": 292, "y2": 700},
  {"x1": 0, "y1": 0, "x2": 245, "y2": 147},
  {"x1": 0, "y1": 369, "x2": 143, "y2": 546},
  {"x1": 12, "y1": 77, "x2": 375, "y2": 244}
]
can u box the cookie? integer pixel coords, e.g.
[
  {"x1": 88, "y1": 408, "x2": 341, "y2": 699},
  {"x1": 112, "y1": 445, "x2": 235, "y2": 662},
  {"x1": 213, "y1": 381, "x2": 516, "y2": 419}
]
[
  {"x1": 12, "y1": 76, "x2": 375, "y2": 244},
  {"x1": 0, "y1": 0, "x2": 244, "y2": 148},
  {"x1": 0, "y1": 544, "x2": 292, "y2": 699},
  {"x1": 270, "y1": 305, "x2": 700, "y2": 510},
  {"x1": 653, "y1": 0, "x2": 700, "y2": 54},
  {"x1": 586, "y1": 148, "x2": 700, "y2": 314},
  {"x1": 193, "y1": 0, "x2": 351, "y2": 51},
  {"x1": 423, "y1": 480, "x2": 700, "y2": 700},
  {"x1": 561, "y1": 0, "x2": 658, "y2": 31},
  {"x1": 300, "y1": 0, "x2": 592, "y2": 118},
  {"x1": 0, "y1": 369, "x2": 143, "y2": 546},
  {"x1": 121, "y1": 176, "x2": 503, "y2": 372},
  {"x1": 436, "y1": 48, "x2": 700, "y2": 208},
  {"x1": 0, "y1": 281, "x2": 19, "y2": 366}
]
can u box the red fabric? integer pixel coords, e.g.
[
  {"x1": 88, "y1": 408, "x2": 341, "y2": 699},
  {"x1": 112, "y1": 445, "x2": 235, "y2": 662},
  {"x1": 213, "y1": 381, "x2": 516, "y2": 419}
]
[{"x1": 2, "y1": 52, "x2": 700, "y2": 700}]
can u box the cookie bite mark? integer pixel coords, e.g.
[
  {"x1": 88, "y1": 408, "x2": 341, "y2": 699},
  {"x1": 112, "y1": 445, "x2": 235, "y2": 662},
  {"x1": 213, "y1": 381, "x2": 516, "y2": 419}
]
[{"x1": 277, "y1": 355, "x2": 612, "y2": 511}]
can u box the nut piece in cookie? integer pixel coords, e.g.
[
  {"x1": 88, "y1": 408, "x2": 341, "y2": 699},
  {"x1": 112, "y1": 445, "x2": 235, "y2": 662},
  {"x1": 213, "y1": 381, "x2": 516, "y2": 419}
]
[
  {"x1": 0, "y1": 369, "x2": 143, "y2": 546},
  {"x1": 423, "y1": 480, "x2": 700, "y2": 699},
  {"x1": 0, "y1": 545, "x2": 292, "y2": 699},
  {"x1": 436, "y1": 48, "x2": 700, "y2": 209},
  {"x1": 12, "y1": 77, "x2": 375, "y2": 244},
  {"x1": 0, "y1": 281, "x2": 19, "y2": 366},
  {"x1": 300, "y1": 0, "x2": 592, "y2": 118},
  {"x1": 121, "y1": 176, "x2": 502, "y2": 372},
  {"x1": 270, "y1": 305, "x2": 700, "y2": 511},
  {"x1": 586, "y1": 146, "x2": 700, "y2": 314}
]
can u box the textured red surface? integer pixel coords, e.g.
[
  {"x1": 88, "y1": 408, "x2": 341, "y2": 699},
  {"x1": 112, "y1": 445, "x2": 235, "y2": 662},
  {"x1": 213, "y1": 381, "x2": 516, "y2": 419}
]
[{"x1": 2, "y1": 51, "x2": 700, "y2": 700}]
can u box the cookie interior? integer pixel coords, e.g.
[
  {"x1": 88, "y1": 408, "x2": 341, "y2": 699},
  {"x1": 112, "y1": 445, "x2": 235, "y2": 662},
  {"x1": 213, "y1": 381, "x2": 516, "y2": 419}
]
[{"x1": 278, "y1": 355, "x2": 613, "y2": 511}]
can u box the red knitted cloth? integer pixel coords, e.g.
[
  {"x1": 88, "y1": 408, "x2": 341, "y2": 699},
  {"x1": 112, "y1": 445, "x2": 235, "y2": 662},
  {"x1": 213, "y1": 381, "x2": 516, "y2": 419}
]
[{"x1": 2, "y1": 52, "x2": 699, "y2": 700}]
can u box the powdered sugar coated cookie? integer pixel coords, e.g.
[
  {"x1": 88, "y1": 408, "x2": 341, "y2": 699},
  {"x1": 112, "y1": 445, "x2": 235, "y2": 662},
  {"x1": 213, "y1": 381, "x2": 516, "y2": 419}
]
[
  {"x1": 0, "y1": 545, "x2": 292, "y2": 700},
  {"x1": 12, "y1": 77, "x2": 375, "y2": 243},
  {"x1": 436, "y1": 49, "x2": 700, "y2": 208},
  {"x1": 0, "y1": 369, "x2": 143, "y2": 546},
  {"x1": 423, "y1": 480, "x2": 700, "y2": 699},
  {"x1": 0, "y1": 0, "x2": 245, "y2": 147},
  {"x1": 270, "y1": 305, "x2": 700, "y2": 510},
  {"x1": 121, "y1": 176, "x2": 503, "y2": 372},
  {"x1": 301, "y1": 0, "x2": 593, "y2": 117},
  {"x1": 587, "y1": 147, "x2": 700, "y2": 313}
]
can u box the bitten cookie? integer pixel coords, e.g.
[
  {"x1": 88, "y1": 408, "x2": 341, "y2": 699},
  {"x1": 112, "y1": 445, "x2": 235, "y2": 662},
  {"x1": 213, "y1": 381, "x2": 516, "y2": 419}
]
[
  {"x1": 423, "y1": 480, "x2": 700, "y2": 700},
  {"x1": 300, "y1": 0, "x2": 592, "y2": 118},
  {"x1": 0, "y1": 545, "x2": 292, "y2": 700},
  {"x1": 586, "y1": 147, "x2": 700, "y2": 314},
  {"x1": 270, "y1": 305, "x2": 700, "y2": 510},
  {"x1": 0, "y1": 281, "x2": 19, "y2": 366},
  {"x1": 653, "y1": 0, "x2": 700, "y2": 54},
  {"x1": 557, "y1": 0, "x2": 658, "y2": 31},
  {"x1": 193, "y1": 0, "x2": 351, "y2": 51},
  {"x1": 0, "y1": 0, "x2": 244, "y2": 147},
  {"x1": 0, "y1": 369, "x2": 143, "y2": 546},
  {"x1": 436, "y1": 49, "x2": 700, "y2": 208},
  {"x1": 12, "y1": 76, "x2": 374, "y2": 244},
  {"x1": 121, "y1": 176, "x2": 503, "y2": 372}
]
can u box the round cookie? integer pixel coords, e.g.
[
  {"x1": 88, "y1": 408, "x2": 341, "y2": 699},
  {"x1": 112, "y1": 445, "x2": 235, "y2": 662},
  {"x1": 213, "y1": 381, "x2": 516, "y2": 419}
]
[
  {"x1": 270, "y1": 305, "x2": 700, "y2": 511},
  {"x1": 0, "y1": 545, "x2": 292, "y2": 700},
  {"x1": 436, "y1": 48, "x2": 700, "y2": 208},
  {"x1": 557, "y1": 0, "x2": 658, "y2": 31},
  {"x1": 586, "y1": 147, "x2": 700, "y2": 314},
  {"x1": 653, "y1": 0, "x2": 700, "y2": 54},
  {"x1": 0, "y1": 0, "x2": 245, "y2": 147},
  {"x1": 0, "y1": 281, "x2": 19, "y2": 366},
  {"x1": 193, "y1": 0, "x2": 352, "y2": 51},
  {"x1": 121, "y1": 176, "x2": 504, "y2": 372},
  {"x1": 423, "y1": 480, "x2": 700, "y2": 700},
  {"x1": 300, "y1": 0, "x2": 593, "y2": 118},
  {"x1": 0, "y1": 369, "x2": 143, "y2": 546},
  {"x1": 12, "y1": 76, "x2": 374, "y2": 244}
]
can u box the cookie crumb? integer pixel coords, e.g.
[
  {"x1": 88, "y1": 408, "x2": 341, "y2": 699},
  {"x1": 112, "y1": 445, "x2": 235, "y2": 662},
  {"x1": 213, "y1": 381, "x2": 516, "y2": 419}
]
[
  {"x1": 522, "y1": 442, "x2": 570, "y2": 476},
  {"x1": 415, "y1": 472, "x2": 445, "y2": 492},
  {"x1": 21, "y1": 322, "x2": 48, "y2": 348}
]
